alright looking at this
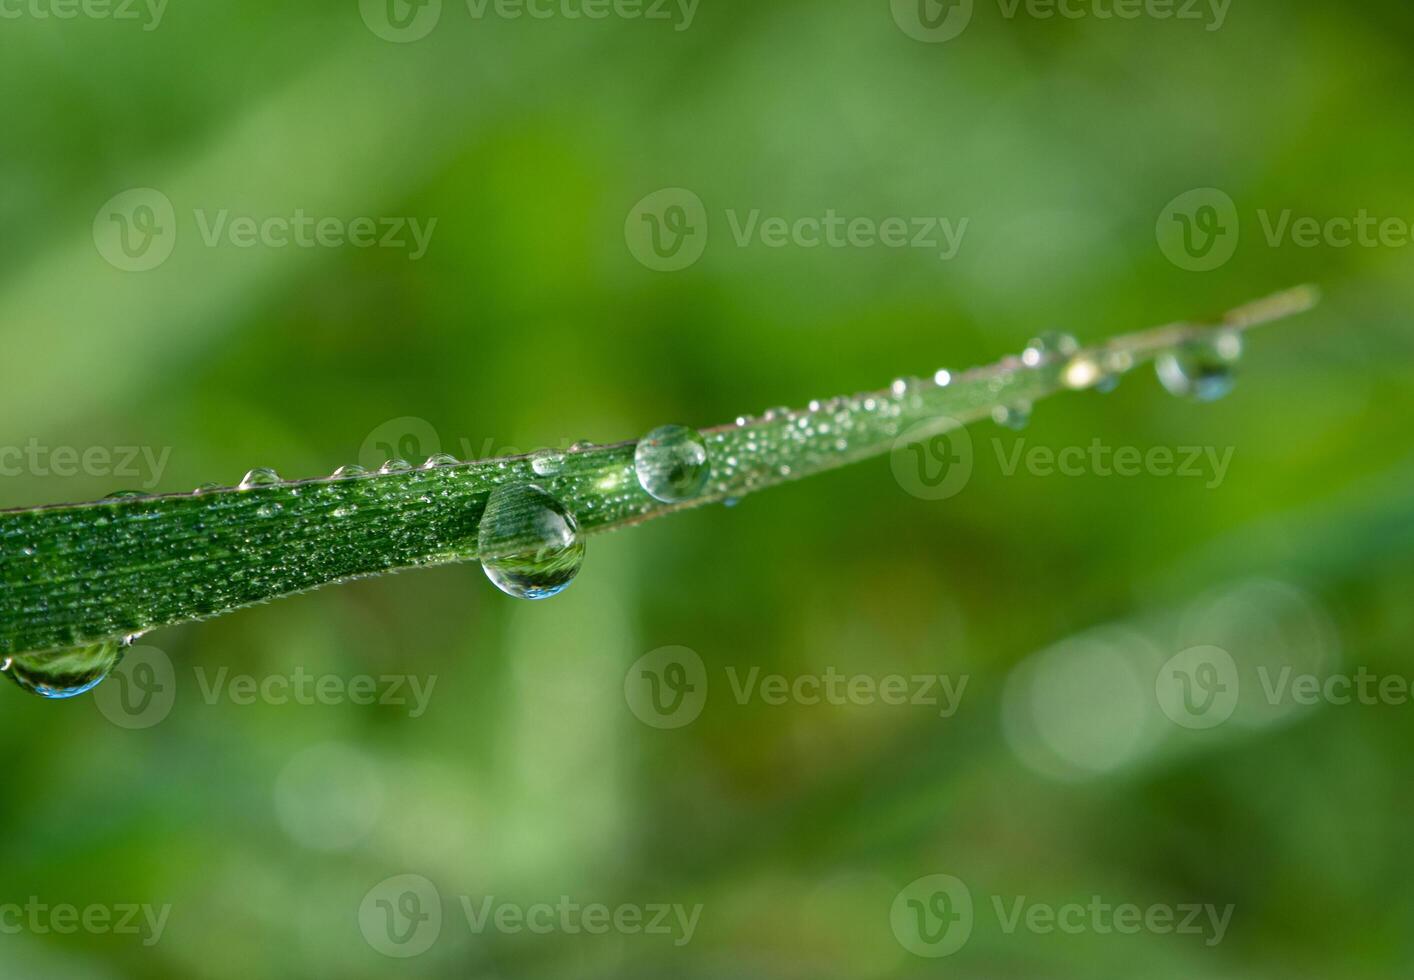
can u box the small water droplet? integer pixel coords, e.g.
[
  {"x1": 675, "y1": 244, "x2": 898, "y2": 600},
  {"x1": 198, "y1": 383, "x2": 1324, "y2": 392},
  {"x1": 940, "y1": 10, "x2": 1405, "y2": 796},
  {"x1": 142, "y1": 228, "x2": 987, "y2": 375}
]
[
  {"x1": 379, "y1": 459, "x2": 411, "y2": 474},
  {"x1": 1024, "y1": 331, "x2": 1080, "y2": 367},
  {"x1": 934, "y1": 369, "x2": 953, "y2": 387},
  {"x1": 332, "y1": 504, "x2": 358, "y2": 518},
  {"x1": 256, "y1": 502, "x2": 283, "y2": 518},
  {"x1": 422, "y1": 453, "x2": 459, "y2": 469},
  {"x1": 993, "y1": 402, "x2": 1032, "y2": 430},
  {"x1": 478, "y1": 484, "x2": 585, "y2": 600},
  {"x1": 723, "y1": 497, "x2": 740, "y2": 508},
  {"x1": 192, "y1": 482, "x2": 223, "y2": 495},
  {"x1": 105, "y1": 490, "x2": 146, "y2": 500},
  {"x1": 633, "y1": 424, "x2": 711, "y2": 503},
  {"x1": 1155, "y1": 331, "x2": 1243, "y2": 402},
  {"x1": 3, "y1": 639, "x2": 124, "y2": 699},
  {"x1": 530, "y1": 449, "x2": 566, "y2": 477},
  {"x1": 331, "y1": 464, "x2": 368, "y2": 479},
  {"x1": 240, "y1": 468, "x2": 282, "y2": 489},
  {"x1": 762, "y1": 406, "x2": 791, "y2": 421},
  {"x1": 569, "y1": 440, "x2": 596, "y2": 453}
]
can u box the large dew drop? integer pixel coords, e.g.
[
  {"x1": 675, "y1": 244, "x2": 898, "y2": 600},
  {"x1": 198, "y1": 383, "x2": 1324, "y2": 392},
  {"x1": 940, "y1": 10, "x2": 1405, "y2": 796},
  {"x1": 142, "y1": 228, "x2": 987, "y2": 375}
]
[
  {"x1": 3, "y1": 639, "x2": 125, "y2": 699},
  {"x1": 477, "y1": 484, "x2": 585, "y2": 600},
  {"x1": 1156, "y1": 331, "x2": 1243, "y2": 402},
  {"x1": 633, "y1": 424, "x2": 711, "y2": 503}
]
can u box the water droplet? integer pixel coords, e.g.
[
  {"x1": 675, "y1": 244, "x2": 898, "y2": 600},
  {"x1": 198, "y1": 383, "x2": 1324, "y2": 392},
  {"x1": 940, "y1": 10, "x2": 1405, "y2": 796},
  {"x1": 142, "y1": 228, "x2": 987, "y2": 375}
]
[
  {"x1": 331, "y1": 464, "x2": 368, "y2": 479},
  {"x1": 723, "y1": 497, "x2": 740, "y2": 508},
  {"x1": 332, "y1": 504, "x2": 357, "y2": 518},
  {"x1": 1061, "y1": 355, "x2": 1105, "y2": 390},
  {"x1": 1156, "y1": 331, "x2": 1243, "y2": 402},
  {"x1": 256, "y1": 502, "x2": 283, "y2": 518},
  {"x1": 422, "y1": 453, "x2": 459, "y2": 469},
  {"x1": 993, "y1": 402, "x2": 1032, "y2": 430},
  {"x1": 192, "y1": 482, "x2": 223, "y2": 494},
  {"x1": 105, "y1": 490, "x2": 146, "y2": 500},
  {"x1": 569, "y1": 440, "x2": 596, "y2": 453},
  {"x1": 478, "y1": 484, "x2": 585, "y2": 600},
  {"x1": 378, "y1": 459, "x2": 411, "y2": 474},
  {"x1": 240, "y1": 468, "x2": 282, "y2": 489},
  {"x1": 1024, "y1": 331, "x2": 1080, "y2": 367},
  {"x1": 934, "y1": 369, "x2": 953, "y2": 387},
  {"x1": 530, "y1": 449, "x2": 566, "y2": 477},
  {"x1": 633, "y1": 424, "x2": 711, "y2": 503},
  {"x1": 3, "y1": 639, "x2": 124, "y2": 699}
]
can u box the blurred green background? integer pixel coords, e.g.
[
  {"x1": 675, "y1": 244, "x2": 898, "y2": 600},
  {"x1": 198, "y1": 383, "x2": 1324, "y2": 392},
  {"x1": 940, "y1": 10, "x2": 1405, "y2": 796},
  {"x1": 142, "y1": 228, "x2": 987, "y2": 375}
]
[{"x1": 2, "y1": 0, "x2": 1413, "y2": 976}]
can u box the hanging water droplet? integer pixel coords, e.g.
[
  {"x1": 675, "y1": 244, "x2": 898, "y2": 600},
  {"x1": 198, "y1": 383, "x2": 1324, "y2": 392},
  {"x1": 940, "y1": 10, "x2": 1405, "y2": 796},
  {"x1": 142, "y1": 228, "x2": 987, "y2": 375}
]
[
  {"x1": 993, "y1": 402, "x2": 1032, "y2": 430},
  {"x1": 331, "y1": 464, "x2": 368, "y2": 479},
  {"x1": 633, "y1": 424, "x2": 711, "y2": 503},
  {"x1": 379, "y1": 459, "x2": 411, "y2": 474},
  {"x1": 3, "y1": 639, "x2": 124, "y2": 699},
  {"x1": 240, "y1": 468, "x2": 282, "y2": 489},
  {"x1": 478, "y1": 484, "x2": 585, "y2": 600},
  {"x1": 1155, "y1": 330, "x2": 1243, "y2": 402},
  {"x1": 530, "y1": 449, "x2": 566, "y2": 477},
  {"x1": 422, "y1": 453, "x2": 459, "y2": 469}
]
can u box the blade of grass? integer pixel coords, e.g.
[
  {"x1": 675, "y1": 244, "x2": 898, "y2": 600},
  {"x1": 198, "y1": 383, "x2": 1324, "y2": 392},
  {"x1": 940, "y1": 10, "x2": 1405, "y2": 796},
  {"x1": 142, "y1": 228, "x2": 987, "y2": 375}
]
[{"x1": 0, "y1": 286, "x2": 1318, "y2": 656}]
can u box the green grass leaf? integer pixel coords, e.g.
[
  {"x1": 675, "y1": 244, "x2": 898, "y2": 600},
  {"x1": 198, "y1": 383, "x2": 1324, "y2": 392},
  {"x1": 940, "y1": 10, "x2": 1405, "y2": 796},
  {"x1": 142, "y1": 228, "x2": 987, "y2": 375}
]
[{"x1": 0, "y1": 286, "x2": 1318, "y2": 658}]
